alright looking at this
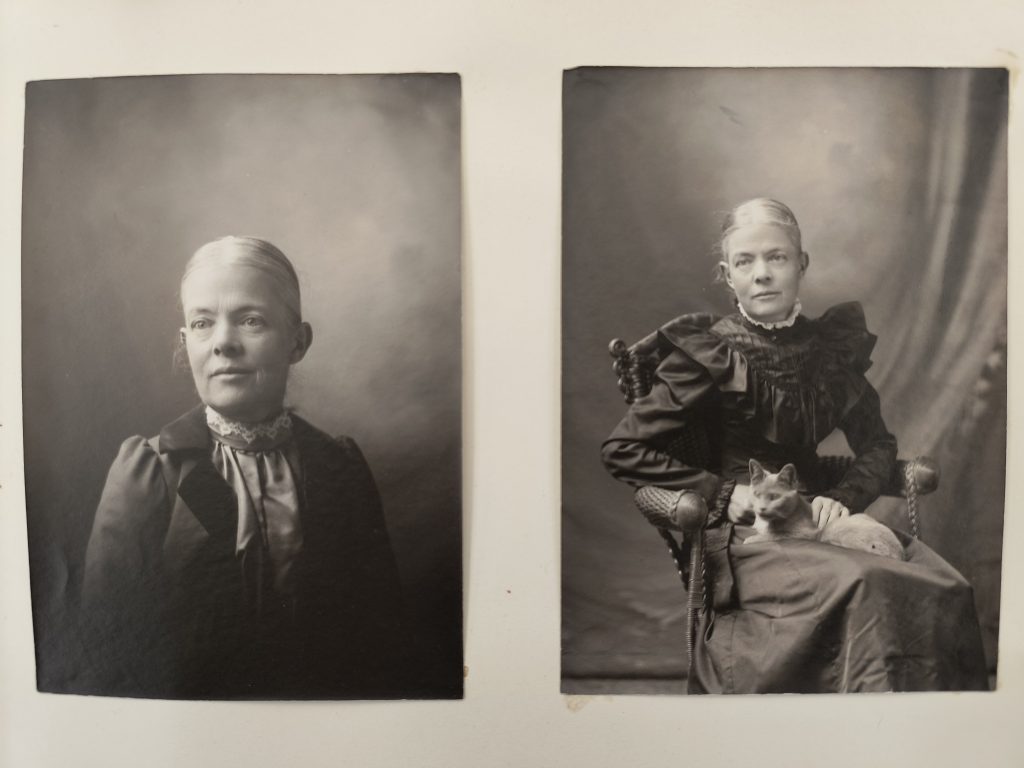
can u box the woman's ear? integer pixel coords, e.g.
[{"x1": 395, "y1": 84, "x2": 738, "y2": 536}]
[
  {"x1": 174, "y1": 329, "x2": 190, "y2": 372},
  {"x1": 290, "y1": 322, "x2": 313, "y2": 364},
  {"x1": 718, "y1": 261, "x2": 733, "y2": 288},
  {"x1": 800, "y1": 251, "x2": 810, "y2": 275}
]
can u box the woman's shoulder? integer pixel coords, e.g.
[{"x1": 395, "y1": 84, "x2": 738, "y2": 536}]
[
  {"x1": 654, "y1": 311, "x2": 727, "y2": 349},
  {"x1": 107, "y1": 434, "x2": 163, "y2": 476},
  {"x1": 809, "y1": 302, "x2": 877, "y2": 374},
  {"x1": 813, "y1": 301, "x2": 869, "y2": 331},
  {"x1": 659, "y1": 309, "x2": 771, "y2": 350},
  {"x1": 94, "y1": 435, "x2": 172, "y2": 529},
  {"x1": 289, "y1": 415, "x2": 381, "y2": 504},
  {"x1": 652, "y1": 311, "x2": 749, "y2": 389},
  {"x1": 290, "y1": 414, "x2": 370, "y2": 465}
]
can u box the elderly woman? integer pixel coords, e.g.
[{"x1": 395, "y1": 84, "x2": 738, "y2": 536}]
[
  {"x1": 602, "y1": 199, "x2": 989, "y2": 693},
  {"x1": 83, "y1": 236, "x2": 408, "y2": 699}
]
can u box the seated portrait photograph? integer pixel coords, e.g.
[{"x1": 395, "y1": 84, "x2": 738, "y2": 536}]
[
  {"x1": 22, "y1": 74, "x2": 463, "y2": 700},
  {"x1": 561, "y1": 67, "x2": 1007, "y2": 694}
]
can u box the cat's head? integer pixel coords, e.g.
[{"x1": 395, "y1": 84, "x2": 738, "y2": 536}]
[{"x1": 749, "y1": 459, "x2": 802, "y2": 521}]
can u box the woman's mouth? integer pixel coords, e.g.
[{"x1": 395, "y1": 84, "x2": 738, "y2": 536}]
[
  {"x1": 212, "y1": 368, "x2": 252, "y2": 378},
  {"x1": 753, "y1": 291, "x2": 780, "y2": 300}
]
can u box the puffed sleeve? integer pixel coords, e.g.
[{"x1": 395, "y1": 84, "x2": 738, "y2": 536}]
[
  {"x1": 601, "y1": 347, "x2": 725, "y2": 503},
  {"x1": 81, "y1": 436, "x2": 172, "y2": 694},
  {"x1": 815, "y1": 303, "x2": 898, "y2": 513},
  {"x1": 333, "y1": 435, "x2": 405, "y2": 614}
]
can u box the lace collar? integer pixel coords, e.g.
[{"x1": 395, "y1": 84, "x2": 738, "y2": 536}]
[
  {"x1": 737, "y1": 299, "x2": 802, "y2": 330},
  {"x1": 205, "y1": 407, "x2": 293, "y2": 451}
]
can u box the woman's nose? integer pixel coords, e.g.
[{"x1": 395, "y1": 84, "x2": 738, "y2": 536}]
[
  {"x1": 752, "y1": 257, "x2": 772, "y2": 282},
  {"x1": 211, "y1": 322, "x2": 242, "y2": 356}
]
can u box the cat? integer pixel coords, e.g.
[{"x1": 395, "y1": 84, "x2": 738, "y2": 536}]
[{"x1": 744, "y1": 459, "x2": 905, "y2": 560}]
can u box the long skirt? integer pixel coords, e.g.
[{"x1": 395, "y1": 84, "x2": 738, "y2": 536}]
[{"x1": 689, "y1": 525, "x2": 990, "y2": 693}]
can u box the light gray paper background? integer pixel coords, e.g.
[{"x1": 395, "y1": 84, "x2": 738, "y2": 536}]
[{"x1": 1, "y1": 1, "x2": 1023, "y2": 767}]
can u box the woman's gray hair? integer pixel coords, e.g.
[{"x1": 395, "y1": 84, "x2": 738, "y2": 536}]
[{"x1": 181, "y1": 236, "x2": 302, "y2": 326}]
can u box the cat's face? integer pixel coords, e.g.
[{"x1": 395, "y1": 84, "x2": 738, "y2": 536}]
[
  {"x1": 749, "y1": 460, "x2": 802, "y2": 521},
  {"x1": 750, "y1": 486, "x2": 802, "y2": 521}
]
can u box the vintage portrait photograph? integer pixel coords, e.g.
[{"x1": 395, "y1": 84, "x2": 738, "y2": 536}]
[
  {"x1": 22, "y1": 74, "x2": 463, "y2": 700},
  {"x1": 562, "y1": 67, "x2": 1007, "y2": 695}
]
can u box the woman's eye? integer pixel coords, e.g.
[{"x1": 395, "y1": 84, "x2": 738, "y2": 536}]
[
  {"x1": 190, "y1": 319, "x2": 210, "y2": 330},
  {"x1": 242, "y1": 316, "x2": 265, "y2": 328},
  {"x1": 769, "y1": 253, "x2": 787, "y2": 262}
]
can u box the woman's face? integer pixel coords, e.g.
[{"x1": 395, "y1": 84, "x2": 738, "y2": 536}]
[
  {"x1": 181, "y1": 263, "x2": 310, "y2": 422},
  {"x1": 722, "y1": 223, "x2": 806, "y2": 323}
]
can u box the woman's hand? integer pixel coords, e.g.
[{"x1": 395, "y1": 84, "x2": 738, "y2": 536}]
[
  {"x1": 728, "y1": 483, "x2": 755, "y2": 524},
  {"x1": 811, "y1": 496, "x2": 850, "y2": 529}
]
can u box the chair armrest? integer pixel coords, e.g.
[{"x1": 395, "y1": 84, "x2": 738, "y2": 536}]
[
  {"x1": 634, "y1": 486, "x2": 708, "y2": 532},
  {"x1": 905, "y1": 456, "x2": 940, "y2": 495},
  {"x1": 816, "y1": 455, "x2": 940, "y2": 498}
]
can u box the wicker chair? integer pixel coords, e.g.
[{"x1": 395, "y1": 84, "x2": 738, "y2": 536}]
[{"x1": 609, "y1": 331, "x2": 940, "y2": 665}]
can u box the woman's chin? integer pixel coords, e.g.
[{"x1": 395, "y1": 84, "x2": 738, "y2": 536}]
[{"x1": 744, "y1": 302, "x2": 791, "y2": 324}]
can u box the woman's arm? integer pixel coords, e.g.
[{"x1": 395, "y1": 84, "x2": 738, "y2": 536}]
[
  {"x1": 601, "y1": 348, "x2": 738, "y2": 520},
  {"x1": 81, "y1": 436, "x2": 172, "y2": 694},
  {"x1": 329, "y1": 436, "x2": 414, "y2": 693},
  {"x1": 823, "y1": 381, "x2": 898, "y2": 514},
  {"x1": 83, "y1": 437, "x2": 170, "y2": 603}
]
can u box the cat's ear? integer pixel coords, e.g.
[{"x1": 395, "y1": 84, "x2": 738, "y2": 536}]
[
  {"x1": 749, "y1": 459, "x2": 766, "y2": 484},
  {"x1": 778, "y1": 463, "x2": 798, "y2": 487}
]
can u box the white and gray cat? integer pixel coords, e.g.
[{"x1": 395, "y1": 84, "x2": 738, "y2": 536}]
[{"x1": 744, "y1": 459, "x2": 905, "y2": 560}]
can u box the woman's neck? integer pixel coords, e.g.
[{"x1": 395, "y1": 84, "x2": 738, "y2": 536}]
[
  {"x1": 737, "y1": 299, "x2": 802, "y2": 330},
  {"x1": 205, "y1": 406, "x2": 293, "y2": 448},
  {"x1": 205, "y1": 405, "x2": 287, "y2": 425}
]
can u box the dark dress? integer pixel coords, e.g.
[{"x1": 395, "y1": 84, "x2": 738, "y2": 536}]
[
  {"x1": 602, "y1": 302, "x2": 989, "y2": 693},
  {"x1": 82, "y1": 406, "x2": 411, "y2": 700}
]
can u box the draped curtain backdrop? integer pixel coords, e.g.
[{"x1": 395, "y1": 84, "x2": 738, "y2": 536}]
[{"x1": 562, "y1": 68, "x2": 1007, "y2": 683}]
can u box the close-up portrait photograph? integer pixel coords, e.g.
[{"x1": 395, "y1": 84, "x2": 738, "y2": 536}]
[
  {"x1": 562, "y1": 67, "x2": 1007, "y2": 695},
  {"x1": 21, "y1": 74, "x2": 463, "y2": 700}
]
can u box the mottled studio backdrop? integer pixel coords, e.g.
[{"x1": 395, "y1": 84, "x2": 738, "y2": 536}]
[
  {"x1": 22, "y1": 75, "x2": 462, "y2": 694},
  {"x1": 562, "y1": 68, "x2": 1007, "y2": 686}
]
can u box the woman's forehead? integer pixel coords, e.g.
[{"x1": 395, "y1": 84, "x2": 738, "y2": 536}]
[
  {"x1": 181, "y1": 263, "x2": 283, "y2": 309},
  {"x1": 724, "y1": 222, "x2": 798, "y2": 254}
]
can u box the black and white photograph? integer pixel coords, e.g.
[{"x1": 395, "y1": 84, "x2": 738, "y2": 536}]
[
  {"x1": 562, "y1": 67, "x2": 1007, "y2": 695},
  {"x1": 21, "y1": 74, "x2": 463, "y2": 700}
]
